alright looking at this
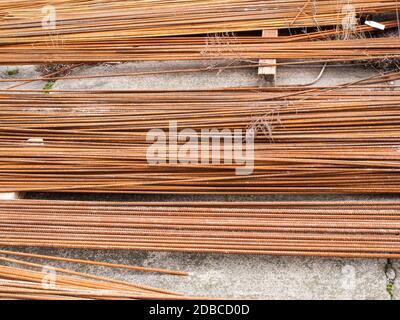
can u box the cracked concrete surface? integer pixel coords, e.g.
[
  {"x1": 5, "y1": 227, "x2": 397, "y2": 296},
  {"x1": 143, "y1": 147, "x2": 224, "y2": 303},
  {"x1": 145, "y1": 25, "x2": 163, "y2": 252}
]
[{"x1": 0, "y1": 61, "x2": 398, "y2": 300}]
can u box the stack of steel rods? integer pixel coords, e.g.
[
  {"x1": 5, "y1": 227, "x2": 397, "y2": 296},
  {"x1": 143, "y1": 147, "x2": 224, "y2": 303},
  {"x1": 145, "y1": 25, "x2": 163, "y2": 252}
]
[
  {"x1": 0, "y1": 82, "x2": 400, "y2": 194},
  {"x1": 0, "y1": 249, "x2": 190, "y2": 300},
  {"x1": 0, "y1": 21, "x2": 398, "y2": 65},
  {"x1": 1, "y1": 199, "x2": 400, "y2": 258},
  {"x1": 1, "y1": 86, "x2": 400, "y2": 145},
  {"x1": 2, "y1": 34, "x2": 400, "y2": 65},
  {"x1": 0, "y1": 0, "x2": 396, "y2": 43},
  {"x1": 1, "y1": 144, "x2": 400, "y2": 194}
]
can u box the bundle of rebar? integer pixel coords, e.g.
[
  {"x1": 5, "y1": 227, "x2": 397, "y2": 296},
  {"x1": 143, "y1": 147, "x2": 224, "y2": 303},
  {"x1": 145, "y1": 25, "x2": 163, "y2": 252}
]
[
  {"x1": 1, "y1": 199, "x2": 400, "y2": 259},
  {"x1": 1, "y1": 79, "x2": 400, "y2": 194},
  {"x1": 0, "y1": 249, "x2": 190, "y2": 300},
  {"x1": 0, "y1": 0, "x2": 396, "y2": 44},
  {"x1": 2, "y1": 0, "x2": 400, "y2": 300},
  {"x1": 2, "y1": 79, "x2": 400, "y2": 145},
  {"x1": 2, "y1": 35, "x2": 400, "y2": 65}
]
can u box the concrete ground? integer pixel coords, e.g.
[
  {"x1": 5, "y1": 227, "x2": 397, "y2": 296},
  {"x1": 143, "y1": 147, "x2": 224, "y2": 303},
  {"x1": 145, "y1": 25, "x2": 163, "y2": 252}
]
[{"x1": 0, "y1": 61, "x2": 398, "y2": 300}]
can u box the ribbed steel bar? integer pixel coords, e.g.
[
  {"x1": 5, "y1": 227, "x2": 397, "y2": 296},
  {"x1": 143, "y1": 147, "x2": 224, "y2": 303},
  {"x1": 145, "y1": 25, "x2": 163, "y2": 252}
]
[
  {"x1": 1, "y1": 32, "x2": 400, "y2": 65},
  {"x1": 0, "y1": 0, "x2": 396, "y2": 43},
  {"x1": 0, "y1": 261, "x2": 188, "y2": 300},
  {"x1": 1, "y1": 78, "x2": 400, "y2": 194},
  {"x1": 1, "y1": 200, "x2": 400, "y2": 258}
]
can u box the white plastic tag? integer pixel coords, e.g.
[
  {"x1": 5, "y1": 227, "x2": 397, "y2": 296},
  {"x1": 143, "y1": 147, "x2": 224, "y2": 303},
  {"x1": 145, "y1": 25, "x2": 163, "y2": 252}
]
[{"x1": 365, "y1": 21, "x2": 386, "y2": 30}]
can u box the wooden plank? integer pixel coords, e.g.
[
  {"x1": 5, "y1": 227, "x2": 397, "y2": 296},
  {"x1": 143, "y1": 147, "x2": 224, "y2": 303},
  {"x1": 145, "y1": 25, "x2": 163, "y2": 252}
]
[{"x1": 258, "y1": 29, "x2": 278, "y2": 82}]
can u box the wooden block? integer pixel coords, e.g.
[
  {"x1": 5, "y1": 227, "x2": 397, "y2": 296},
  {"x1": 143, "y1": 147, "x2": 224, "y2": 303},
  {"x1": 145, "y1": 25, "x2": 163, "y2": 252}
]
[
  {"x1": 258, "y1": 29, "x2": 278, "y2": 82},
  {"x1": 0, "y1": 192, "x2": 23, "y2": 200}
]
